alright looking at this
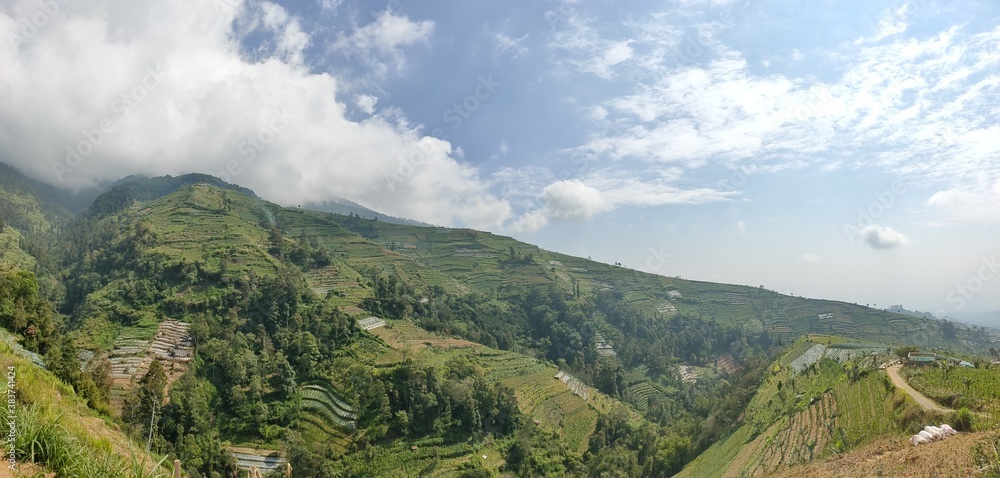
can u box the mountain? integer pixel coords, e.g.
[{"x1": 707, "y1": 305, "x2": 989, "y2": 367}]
[
  {"x1": 885, "y1": 304, "x2": 936, "y2": 320},
  {"x1": 0, "y1": 168, "x2": 998, "y2": 476},
  {"x1": 304, "y1": 197, "x2": 435, "y2": 227}
]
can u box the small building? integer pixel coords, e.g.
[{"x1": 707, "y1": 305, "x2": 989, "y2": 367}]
[
  {"x1": 959, "y1": 361, "x2": 974, "y2": 368},
  {"x1": 907, "y1": 352, "x2": 937, "y2": 366}
]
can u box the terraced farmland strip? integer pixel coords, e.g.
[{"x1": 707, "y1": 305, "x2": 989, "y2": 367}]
[
  {"x1": 302, "y1": 384, "x2": 356, "y2": 412},
  {"x1": 301, "y1": 400, "x2": 356, "y2": 430}
]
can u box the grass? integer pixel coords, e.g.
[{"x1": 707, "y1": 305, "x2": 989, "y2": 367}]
[
  {"x1": 0, "y1": 340, "x2": 169, "y2": 477},
  {"x1": 678, "y1": 341, "x2": 909, "y2": 478},
  {"x1": 904, "y1": 366, "x2": 1000, "y2": 430}
]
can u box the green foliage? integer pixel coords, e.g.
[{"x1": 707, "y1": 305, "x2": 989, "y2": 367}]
[
  {"x1": 906, "y1": 365, "x2": 1000, "y2": 413},
  {"x1": 955, "y1": 407, "x2": 975, "y2": 432}
]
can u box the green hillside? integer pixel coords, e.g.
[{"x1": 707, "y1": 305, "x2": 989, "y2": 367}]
[
  {"x1": 325, "y1": 216, "x2": 993, "y2": 354},
  {"x1": 1, "y1": 172, "x2": 997, "y2": 477},
  {"x1": 44, "y1": 180, "x2": 698, "y2": 476},
  {"x1": 675, "y1": 335, "x2": 993, "y2": 478}
]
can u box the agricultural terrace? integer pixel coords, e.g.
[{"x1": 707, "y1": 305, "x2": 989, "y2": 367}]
[
  {"x1": 140, "y1": 185, "x2": 283, "y2": 278},
  {"x1": 361, "y1": 318, "x2": 637, "y2": 457},
  {"x1": 337, "y1": 434, "x2": 505, "y2": 477},
  {"x1": 680, "y1": 349, "x2": 900, "y2": 478},
  {"x1": 104, "y1": 319, "x2": 194, "y2": 412},
  {"x1": 272, "y1": 206, "x2": 468, "y2": 297},
  {"x1": 228, "y1": 447, "x2": 288, "y2": 474}
]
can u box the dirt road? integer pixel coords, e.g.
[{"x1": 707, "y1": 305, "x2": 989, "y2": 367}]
[{"x1": 886, "y1": 365, "x2": 954, "y2": 413}]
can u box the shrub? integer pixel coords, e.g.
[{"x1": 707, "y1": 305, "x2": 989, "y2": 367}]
[{"x1": 954, "y1": 407, "x2": 975, "y2": 432}]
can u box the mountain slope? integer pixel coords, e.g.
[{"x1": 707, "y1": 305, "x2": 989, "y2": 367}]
[
  {"x1": 327, "y1": 216, "x2": 996, "y2": 354},
  {"x1": 675, "y1": 335, "x2": 985, "y2": 478},
  {"x1": 54, "y1": 181, "x2": 684, "y2": 476}
]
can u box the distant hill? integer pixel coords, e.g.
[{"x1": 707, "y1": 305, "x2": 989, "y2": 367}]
[
  {"x1": 312, "y1": 212, "x2": 997, "y2": 355},
  {"x1": 885, "y1": 304, "x2": 936, "y2": 319},
  {"x1": 303, "y1": 197, "x2": 434, "y2": 227}
]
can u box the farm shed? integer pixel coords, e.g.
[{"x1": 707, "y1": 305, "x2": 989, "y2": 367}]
[{"x1": 907, "y1": 352, "x2": 937, "y2": 366}]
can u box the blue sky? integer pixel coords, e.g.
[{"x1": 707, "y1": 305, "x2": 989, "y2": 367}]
[{"x1": 1, "y1": 0, "x2": 998, "y2": 317}]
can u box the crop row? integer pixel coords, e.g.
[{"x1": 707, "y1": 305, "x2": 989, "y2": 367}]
[{"x1": 302, "y1": 384, "x2": 356, "y2": 415}]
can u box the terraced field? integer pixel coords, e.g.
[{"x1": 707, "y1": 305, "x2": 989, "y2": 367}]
[
  {"x1": 140, "y1": 185, "x2": 282, "y2": 278},
  {"x1": 106, "y1": 319, "x2": 194, "y2": 411},
  {"x1": 337, "y1": 435, "x2": 504, "y2": 477},
  {"x1": 738, "y1": 393, "x2": 839, "y2": 476},
  {"x1": 228, "y1": 447, "x2": 289, "y2": 474},
  {"x1": 503, "y1": 368, "x2": 599, "y2": 453},
  {"x1": 477, "y1": 351, "x2": 548, "y2": 381},
  {"x1": 680, "y1": 345, "x2": 901, "y2": 478},
  {"x1": 300, "y1": 383, "x2": 357, "y2": 431},
  {"x1": 788, "y1": 344, "x2": 827, "y2": 374}
]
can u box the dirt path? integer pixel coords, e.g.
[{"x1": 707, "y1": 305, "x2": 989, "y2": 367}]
[{"x1": 886, "y1": 365, "x2": 954, "y2": 413}]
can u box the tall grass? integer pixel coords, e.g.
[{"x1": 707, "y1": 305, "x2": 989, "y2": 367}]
[{"x1": 13, "y1": 403, "x2": 168, "y2": 478}]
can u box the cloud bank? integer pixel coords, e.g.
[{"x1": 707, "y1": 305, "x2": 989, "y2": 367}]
[{"x1": 0, "y1": 0, "x2": 509, "y2": 230}]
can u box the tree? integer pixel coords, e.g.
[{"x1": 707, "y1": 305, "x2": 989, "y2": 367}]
[
  {"x1": 270, "y1": 351, "x2": 297, "y2": 399},
  {"x1": 124, "y1": 359, "x2": 167, "y2": 437}
]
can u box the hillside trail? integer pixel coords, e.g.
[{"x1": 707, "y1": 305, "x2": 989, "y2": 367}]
[{"x1": 886, "y1": 365, "x2": 954, "y2": 413}]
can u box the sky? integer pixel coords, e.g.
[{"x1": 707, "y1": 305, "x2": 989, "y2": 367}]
[{"x1": 0, "y1": 0, "x2": 998, "y2": 318}]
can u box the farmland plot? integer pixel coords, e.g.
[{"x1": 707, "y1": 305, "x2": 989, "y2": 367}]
[
  {"x1": 107, "y1": 319, "x2": 194, "y2": 411},
  {"x1": 788, "y1": 344, "x2": 827, "y2": 374},
  {"x1": 228, "y1": 447, "x2": 288, "y2": 473}
]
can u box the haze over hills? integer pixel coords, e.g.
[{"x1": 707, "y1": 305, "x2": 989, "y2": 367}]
[{"x1": 0, "y1": 166, "x2": 998, "y2": 476}]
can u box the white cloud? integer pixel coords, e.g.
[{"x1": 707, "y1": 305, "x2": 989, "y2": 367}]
[
  {"x1": 566, "y1": 13, "x2": 1000, "y2": 227},
  {"x1": 332, "y1": 9, "x2": 434, "y2": 78},
  {"x1": 927, "y1": 176, "x2": 1000, "y2": 224},
  {"x1": 736, "y1": 220, "x2": 745, "y2": 237},
  {"x1": 355, "y1": 94, "x2": 378, "y2": 114},
  {"x1": 317, "y1": 0, "x2": 343, "y2": 13},
  {"x1": 508, "y1": 209, "x2": 549, "y2": 235},
  {"x1": 542, "y1": 179, "x2": 609, "y2": 220},
  {"x1": 494, "y1": 32, "x2": 530, "y2": 58},
  {"x1": 800, "y1": 253, "x2": 819, "y2": 262},
  {"x1": 0, "y1": 0, "x2": 509, "y2": 230},
  {"x1": 854, "y1": 4, "x2": 909, "y2": 45},
  {"x1": 504, "y1": 174, "x2": 735, "y2": 234},
  {"x1": 548, "y1": 12, "x2": 635, "y2": 79},
  {"x1": 860, "y1": 225, "x2": 911, "y2": 250},
  {"x1": 489, "y1": 140, "x2": 508, "y2": 161}
]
